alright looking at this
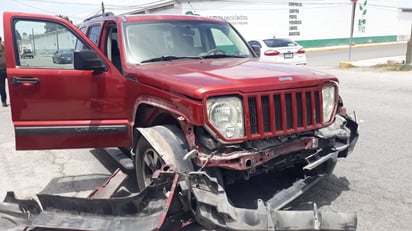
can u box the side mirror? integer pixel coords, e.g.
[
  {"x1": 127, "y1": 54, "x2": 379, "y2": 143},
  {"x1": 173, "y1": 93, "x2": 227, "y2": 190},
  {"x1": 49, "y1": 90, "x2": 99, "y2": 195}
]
[
  {"x1": 74, "y1": 50, "x2": 107, "y2": 72},
  {"x1": 251, "y1": 45, "x2": 261, "y2": 57}
]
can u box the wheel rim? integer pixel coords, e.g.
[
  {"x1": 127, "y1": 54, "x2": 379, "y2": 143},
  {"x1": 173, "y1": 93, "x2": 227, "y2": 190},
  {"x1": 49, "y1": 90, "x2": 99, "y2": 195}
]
[{"x1": 142, "y1": 148, "x2": 164, "y2": 187}]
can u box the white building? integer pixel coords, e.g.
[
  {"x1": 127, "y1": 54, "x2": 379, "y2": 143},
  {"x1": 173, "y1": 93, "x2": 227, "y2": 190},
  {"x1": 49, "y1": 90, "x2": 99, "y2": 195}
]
[{"x1": 128, "y1": 0, "x2": 412, "y2": 48}]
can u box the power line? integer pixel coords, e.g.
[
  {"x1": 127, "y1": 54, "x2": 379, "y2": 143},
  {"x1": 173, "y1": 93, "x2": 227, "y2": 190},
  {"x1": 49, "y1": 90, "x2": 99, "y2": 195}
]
[
  {"x1": 18, "y1": 0, "x2": 105, "y2": 7},
  {"x1": 18, "y1": 0, "x2": 157, "y2": 9},
  {"x1": 14, "y1": 0, "x2": 94, "y2": 21},
  {"x1": 14, "y1": 0, "x2": 62, "y2": 15}
]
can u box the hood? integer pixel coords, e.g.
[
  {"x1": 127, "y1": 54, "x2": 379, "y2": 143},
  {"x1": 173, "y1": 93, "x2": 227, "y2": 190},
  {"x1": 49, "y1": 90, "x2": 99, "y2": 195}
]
[{"x1": 128, "y1": 58, "x2": 338, "y2": 99}]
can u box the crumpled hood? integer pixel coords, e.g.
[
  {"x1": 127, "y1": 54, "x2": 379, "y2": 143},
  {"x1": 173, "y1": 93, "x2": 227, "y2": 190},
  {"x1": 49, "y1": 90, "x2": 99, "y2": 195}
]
[{"x1": 128, "y1": 58, "x2": 338, "y2": 99}]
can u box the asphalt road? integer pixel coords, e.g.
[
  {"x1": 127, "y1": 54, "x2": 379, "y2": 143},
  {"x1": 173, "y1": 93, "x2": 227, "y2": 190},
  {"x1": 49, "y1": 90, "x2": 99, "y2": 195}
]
[
  {"x1": 1, "y1": 47, "x2": 412, "y2": 230},
  {"x1": 290, "y1": 66, "x2": 412, "y2": 231}
]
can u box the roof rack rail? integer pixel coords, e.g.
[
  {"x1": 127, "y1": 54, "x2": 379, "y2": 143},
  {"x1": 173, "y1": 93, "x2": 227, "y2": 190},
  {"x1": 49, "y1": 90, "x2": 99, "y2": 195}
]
[{"x1": 83, "y1": 12, "x2": 114, "y2": 22}]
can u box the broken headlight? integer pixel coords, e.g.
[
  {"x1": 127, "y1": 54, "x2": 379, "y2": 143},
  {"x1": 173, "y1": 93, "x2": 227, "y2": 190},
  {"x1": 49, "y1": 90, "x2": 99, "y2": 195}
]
[
  {"x1": 206, "y1": 96, "x2": 244, "y2": 139},
  {"x1": 322, "y1": 85, "x2": 336, "y2": 123}
]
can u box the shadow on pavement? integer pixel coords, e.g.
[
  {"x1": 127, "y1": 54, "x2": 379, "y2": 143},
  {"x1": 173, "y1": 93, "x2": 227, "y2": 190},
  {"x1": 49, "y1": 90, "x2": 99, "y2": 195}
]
[
  {"x1": 287, "y1": 174, "x2": 351, "y2": 210},
  {"x1": 226, "y1": 172, "x2": 350, "y2": 210}
]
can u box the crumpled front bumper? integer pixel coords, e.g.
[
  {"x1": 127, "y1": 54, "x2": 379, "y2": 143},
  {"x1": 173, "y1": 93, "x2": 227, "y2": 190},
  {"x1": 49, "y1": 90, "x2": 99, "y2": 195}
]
[{"x1": 316, "y1": 113, "x2": 359, "y2": 158}]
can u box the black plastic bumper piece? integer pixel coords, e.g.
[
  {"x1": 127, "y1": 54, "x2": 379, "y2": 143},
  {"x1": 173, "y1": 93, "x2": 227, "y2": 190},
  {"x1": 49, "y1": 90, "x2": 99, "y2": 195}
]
[{"x1": 187, "y1": 171, "x2": 357, "y2": 231}]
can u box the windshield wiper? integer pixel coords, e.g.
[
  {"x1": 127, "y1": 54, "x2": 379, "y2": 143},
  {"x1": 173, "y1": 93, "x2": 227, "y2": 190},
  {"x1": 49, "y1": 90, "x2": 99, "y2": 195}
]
[
  {"x1": 140, "y1": 56, "x2": 202, "y2": 63},
  {"x1": 200, "y1": 54, "x2": 246, "y2": 59}
]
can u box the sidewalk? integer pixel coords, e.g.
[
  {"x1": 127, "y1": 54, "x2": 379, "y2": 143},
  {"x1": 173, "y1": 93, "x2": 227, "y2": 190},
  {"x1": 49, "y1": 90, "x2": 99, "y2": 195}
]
[
  {"x1": 339, "y1": 56, "x2": 406, "y2": 68},
  {"x1": 305, "y1": 41, "x2": 408, "y2": 68}
]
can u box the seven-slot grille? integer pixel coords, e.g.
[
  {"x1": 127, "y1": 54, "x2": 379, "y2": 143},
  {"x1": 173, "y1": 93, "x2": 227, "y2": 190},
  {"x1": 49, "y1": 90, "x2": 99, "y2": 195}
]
[{"x1": 247, "y1": 87, "x2": 326, "y2": 137}]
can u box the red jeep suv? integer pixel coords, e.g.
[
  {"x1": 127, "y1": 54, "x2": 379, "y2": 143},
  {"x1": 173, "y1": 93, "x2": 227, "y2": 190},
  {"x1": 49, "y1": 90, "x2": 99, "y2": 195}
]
[{"x1": 3, "y1": 12, "x2": 358, "y2": 192}]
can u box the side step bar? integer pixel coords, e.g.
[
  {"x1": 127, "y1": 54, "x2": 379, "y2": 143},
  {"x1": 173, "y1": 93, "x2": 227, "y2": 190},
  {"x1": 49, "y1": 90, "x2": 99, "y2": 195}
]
[{"x1": 104, "y1": 148, "x2": 135, "y2": 171}]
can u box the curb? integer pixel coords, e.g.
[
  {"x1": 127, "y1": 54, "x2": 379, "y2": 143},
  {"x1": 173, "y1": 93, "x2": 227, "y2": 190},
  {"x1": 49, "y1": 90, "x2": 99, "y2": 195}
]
[
  {"x1": 339, "y1": 62, "x2": 354, "y2": 68},
  {"x1": 338, "y1": 56, "x2": 406, "y2": 68}
]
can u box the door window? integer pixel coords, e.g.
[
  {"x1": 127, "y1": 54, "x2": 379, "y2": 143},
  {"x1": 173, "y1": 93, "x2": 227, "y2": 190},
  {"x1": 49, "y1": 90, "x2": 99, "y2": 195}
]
[
  {"x1": 14, "y1": 19, "x2": 86, "y2": 69},
  {"x1": 87, "y1": 25, "x2": 102, "y2": 45}
]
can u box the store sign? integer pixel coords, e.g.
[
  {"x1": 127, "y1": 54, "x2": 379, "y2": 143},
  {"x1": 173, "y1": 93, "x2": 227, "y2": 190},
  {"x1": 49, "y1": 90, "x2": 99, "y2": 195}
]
[
  {"x1": 288, "y1": 2, "x2": 303, "y2": 36},
  {"x1": 358, "y1": 0, "x2": 367, "y2": 33},
  {"x1": 209, "y1": 14, "x2": 249, "y2": 25}
]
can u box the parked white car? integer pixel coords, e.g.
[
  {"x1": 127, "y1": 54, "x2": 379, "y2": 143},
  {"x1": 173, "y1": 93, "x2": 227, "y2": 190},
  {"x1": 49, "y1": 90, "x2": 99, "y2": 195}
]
[{"x1": 248, "y1": 38, "x2": 307, "y2": 65}]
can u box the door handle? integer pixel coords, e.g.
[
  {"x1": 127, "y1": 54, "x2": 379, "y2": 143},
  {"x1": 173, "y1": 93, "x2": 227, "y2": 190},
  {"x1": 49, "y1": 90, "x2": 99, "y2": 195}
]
[{"x1": 11, "y1": 77, "x2": 40, "y2": 85}]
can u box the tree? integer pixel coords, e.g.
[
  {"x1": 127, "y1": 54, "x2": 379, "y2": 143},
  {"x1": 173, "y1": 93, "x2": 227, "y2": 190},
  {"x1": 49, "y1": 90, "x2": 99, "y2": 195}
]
[
  {"x1": 57, "y1": 15, "x2": 73, "y2": 24},
  {"x1": 44, "y1": 15, "x2": 73, "y2": 33},
  {"x1": 406, "y1": 25, "x2": 412, "y2": 64}
]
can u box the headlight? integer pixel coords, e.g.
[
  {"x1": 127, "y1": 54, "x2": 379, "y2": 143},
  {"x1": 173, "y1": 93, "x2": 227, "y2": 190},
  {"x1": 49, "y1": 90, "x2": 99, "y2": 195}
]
[
  {"x1": 322, "y1": 85, "x2": 336, "y2": 123},
  {"x1": 206, "y1": 96, "x2": 244, "y2": 139}
]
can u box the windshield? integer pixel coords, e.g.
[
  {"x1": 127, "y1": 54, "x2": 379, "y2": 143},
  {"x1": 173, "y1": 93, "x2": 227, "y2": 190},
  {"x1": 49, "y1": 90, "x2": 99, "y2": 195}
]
[
  {"x1": 263, "y1": 39, "x2": 298, "y2": 48},
  {"x1": 123, "y1": 20, "x2": 253, "y2": 64},
  {"x1": 59, "y1": 49, "x2": 74, "y2": 54}
]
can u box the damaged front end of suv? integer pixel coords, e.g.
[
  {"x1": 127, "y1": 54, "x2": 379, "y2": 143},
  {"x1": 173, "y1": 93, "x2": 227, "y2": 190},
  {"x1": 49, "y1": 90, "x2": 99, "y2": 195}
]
[{"x1": 188, "y1": 82, "x2": 359, "y2": 189}]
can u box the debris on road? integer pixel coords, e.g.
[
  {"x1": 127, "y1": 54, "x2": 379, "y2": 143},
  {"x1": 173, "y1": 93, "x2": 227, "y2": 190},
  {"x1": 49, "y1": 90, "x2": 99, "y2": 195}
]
[{"x1": 0, "y1": 167, "x2": 357, "y2": 231}]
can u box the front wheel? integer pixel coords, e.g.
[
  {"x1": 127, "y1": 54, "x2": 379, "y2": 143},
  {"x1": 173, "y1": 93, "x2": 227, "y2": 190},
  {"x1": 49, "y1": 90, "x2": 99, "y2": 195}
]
[{"x1": 134, "y1": 125, "x2": 193, "y2": 192}]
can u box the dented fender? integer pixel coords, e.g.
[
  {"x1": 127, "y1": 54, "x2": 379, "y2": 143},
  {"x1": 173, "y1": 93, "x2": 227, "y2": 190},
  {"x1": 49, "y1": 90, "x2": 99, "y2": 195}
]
[{"x1": 316, "y1": 113, "x2": 359, "y2": 158}]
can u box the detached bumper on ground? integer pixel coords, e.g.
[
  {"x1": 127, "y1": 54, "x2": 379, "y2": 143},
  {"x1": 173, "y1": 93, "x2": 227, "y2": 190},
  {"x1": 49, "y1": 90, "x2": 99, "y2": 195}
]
[{"x1": 0, "y1": 162, "x2": 357, "y2": 231}]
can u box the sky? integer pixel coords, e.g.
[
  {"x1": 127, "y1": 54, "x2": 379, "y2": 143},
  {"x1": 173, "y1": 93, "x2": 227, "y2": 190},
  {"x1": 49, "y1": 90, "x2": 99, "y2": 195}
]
[
  {"x1": 0, "y1": 0, "x2": 157, "y2": 37},
  {"x1": 1, "y1": 0, "x2": 412, "y2": 37}
]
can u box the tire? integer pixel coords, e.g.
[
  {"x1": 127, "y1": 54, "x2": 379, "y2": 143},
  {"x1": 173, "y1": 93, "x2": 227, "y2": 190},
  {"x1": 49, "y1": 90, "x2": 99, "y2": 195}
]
[{"x1": 135, "y1": 125, "x2": 193, "y2": 192}]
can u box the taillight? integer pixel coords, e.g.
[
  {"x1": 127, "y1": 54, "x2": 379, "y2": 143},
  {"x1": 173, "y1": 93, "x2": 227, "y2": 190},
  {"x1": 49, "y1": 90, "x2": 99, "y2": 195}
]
[
  {"x1": 297, "y1": 48, "x2": 305, "y2": 54},
  {"x1": 264, "y1": 50, "x2": 280, "y2": 56}
]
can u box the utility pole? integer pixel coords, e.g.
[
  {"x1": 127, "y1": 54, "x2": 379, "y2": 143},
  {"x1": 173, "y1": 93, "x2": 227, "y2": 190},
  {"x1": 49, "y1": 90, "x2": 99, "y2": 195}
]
[
  {"x1": 56, "y1": 30, "x2": 59, "y2": 51},
  {"x1": 101, "y1": 2, "x2": 105, "y2": 14},
  {"x1": 348, "y1": 0, "x2": 357, "y2": 62},
  {"x1": 32, "y1": 28, "x2": 35, "y2": 55},
  {"x1": 406, "y1": 24, "x2": 412, "y2": 64}
]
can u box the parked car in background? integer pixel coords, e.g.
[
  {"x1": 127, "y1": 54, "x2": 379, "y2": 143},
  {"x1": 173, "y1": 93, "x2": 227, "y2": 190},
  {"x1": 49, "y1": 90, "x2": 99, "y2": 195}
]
[
  {"x1": 52, "y1": 49, "x2": 74, "y2": 64},
  {"x1": 20, "y1": 48, "x2": 34, "y2": 59},
  {"x1": 248, "y1": 38, "x2": 307, "y2": 65}
]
